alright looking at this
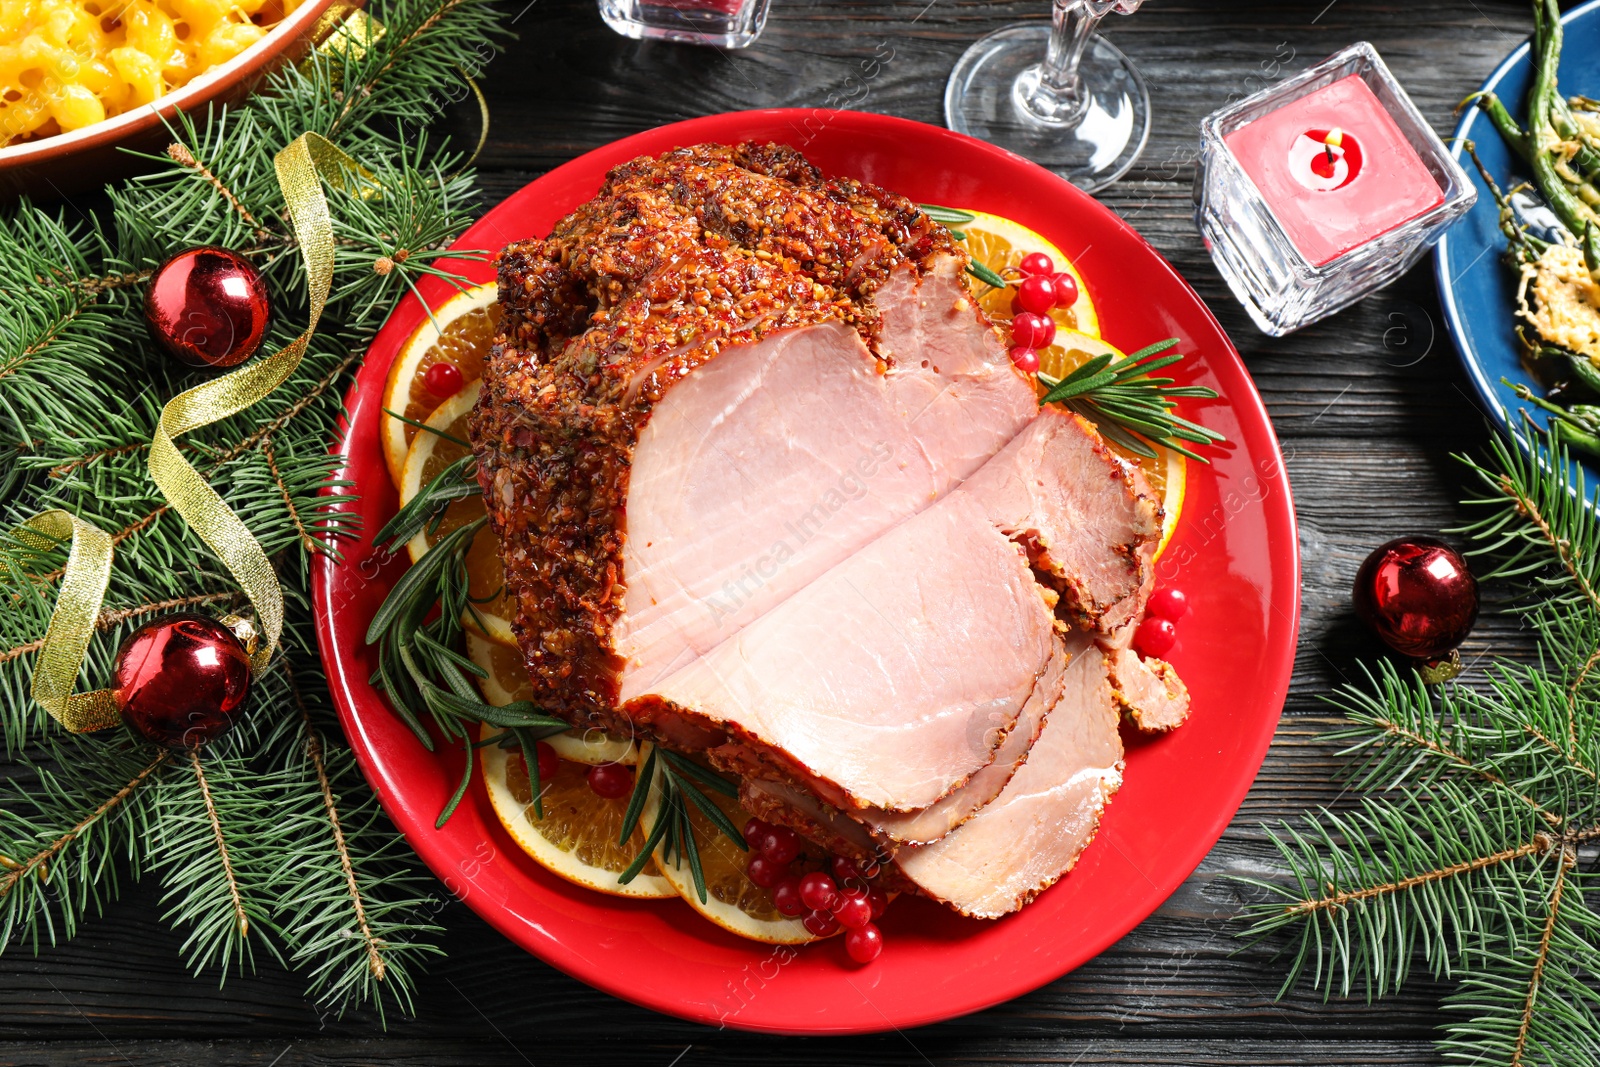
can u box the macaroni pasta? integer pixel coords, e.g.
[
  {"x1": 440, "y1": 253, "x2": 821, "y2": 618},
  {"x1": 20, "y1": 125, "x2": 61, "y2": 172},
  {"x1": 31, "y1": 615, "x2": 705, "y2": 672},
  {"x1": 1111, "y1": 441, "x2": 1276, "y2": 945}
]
[{"x1": 0, "y1": 0, "x2": 303, "y2": 146}]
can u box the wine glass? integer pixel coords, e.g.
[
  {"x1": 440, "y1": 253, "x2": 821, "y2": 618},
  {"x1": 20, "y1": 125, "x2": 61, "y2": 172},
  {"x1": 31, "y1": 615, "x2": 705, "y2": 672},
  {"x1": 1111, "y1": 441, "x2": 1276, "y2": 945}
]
[{"x1": 945, "y1": 0, "x2": 1151, "y2": 193}]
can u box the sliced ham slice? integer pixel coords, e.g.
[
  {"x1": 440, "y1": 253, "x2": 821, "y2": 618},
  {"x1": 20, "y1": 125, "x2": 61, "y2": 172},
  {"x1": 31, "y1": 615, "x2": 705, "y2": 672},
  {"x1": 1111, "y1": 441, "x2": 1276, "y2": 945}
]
[
  {"x1": 958, "y1": 409, "x2": 1161, "y2": 635},
  {"x1": 892, "y1": 642, "x2": 1124, "y2": 918},
  {"x1": 1107, "y1": 647, "x2": 1192, "y2": 732},
  {"x1": 615, "y1": 269, "x2": 1034, "y2": 699},
  {"x1": 645, "y1": 491, "x2": 1057, "y2": 813},
  {"x1": 858, "y1": 639, "x2": 1068, "y2": 845}
]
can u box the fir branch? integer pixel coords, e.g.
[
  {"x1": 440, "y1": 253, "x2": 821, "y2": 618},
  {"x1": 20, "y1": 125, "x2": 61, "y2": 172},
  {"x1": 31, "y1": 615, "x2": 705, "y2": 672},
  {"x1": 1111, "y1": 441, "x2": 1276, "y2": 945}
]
[
  {"x1": 0, "y1": 0, "x2": 501, "y2": 1020},
  {"x1": 262, "y1": 651, "x2": 443, "y2": 1020},
  {"x1": 187, "y1": 748, "x2": 251, "y2": 940},
  {"x1": 0, "y1": 738, "x2": 168, "y2": 953},
  {"x1": 1255, "y1": 419, "x2": 1600, "y2": 1065},
  {"x1": 149, "y1": 739, "x2": 282, "y2": 977}
]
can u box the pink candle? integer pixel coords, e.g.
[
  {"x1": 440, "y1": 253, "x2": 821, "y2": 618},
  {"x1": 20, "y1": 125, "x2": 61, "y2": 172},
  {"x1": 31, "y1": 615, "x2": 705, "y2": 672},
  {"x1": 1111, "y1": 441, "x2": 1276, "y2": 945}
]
[{"x1": 1224, "y1": 74, "x2": 1445, "y2": 267}]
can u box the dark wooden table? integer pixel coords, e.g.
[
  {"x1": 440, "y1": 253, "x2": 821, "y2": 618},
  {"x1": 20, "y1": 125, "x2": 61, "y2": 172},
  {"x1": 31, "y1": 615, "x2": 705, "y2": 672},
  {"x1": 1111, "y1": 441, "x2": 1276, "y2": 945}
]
[{"x1": 0, "y1": 1, "x2": 1555, "y2": 1063}]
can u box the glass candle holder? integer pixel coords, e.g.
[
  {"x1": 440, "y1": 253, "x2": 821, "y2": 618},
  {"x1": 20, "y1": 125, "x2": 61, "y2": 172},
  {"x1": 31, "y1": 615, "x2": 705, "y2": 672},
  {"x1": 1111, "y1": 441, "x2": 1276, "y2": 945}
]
[
  {"x1": 1193, "y1": 42, "x2": 1476, "y2": 337},
  {"x1": 598, "y1": 0, "x2": 770, "y2": 48}
]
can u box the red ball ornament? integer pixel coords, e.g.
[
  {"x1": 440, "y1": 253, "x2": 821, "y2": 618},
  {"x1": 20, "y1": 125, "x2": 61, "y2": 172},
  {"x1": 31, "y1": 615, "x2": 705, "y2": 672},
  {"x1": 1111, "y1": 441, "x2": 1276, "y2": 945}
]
[
  {"x1": 113, "y1": 613, "x2": 253, "y2": 748},
  {"x1": 1353, "y1": 537, "x2": 1479, "y2": 664},
  {"x1": 145, "y1": 247, "x2": 270, "y2": 369}
]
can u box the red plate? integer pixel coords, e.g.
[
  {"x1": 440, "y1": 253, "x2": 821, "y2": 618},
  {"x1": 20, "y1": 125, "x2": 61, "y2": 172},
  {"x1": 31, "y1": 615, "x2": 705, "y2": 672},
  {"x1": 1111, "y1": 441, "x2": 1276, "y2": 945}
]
[{"x1": 313, "y1": 110, "x2": 1299, "y2": 1035}]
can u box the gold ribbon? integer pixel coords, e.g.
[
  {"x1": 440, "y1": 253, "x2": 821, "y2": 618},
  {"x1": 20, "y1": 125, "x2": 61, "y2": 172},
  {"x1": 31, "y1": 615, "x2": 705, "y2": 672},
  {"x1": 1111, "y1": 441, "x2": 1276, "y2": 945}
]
[
  {"x1": 8, "y1": 512, "x2": 121, "y2": 733},
  {"x1": 305, "y1": 1, "x2": 385, "y2": 71},
  {"x1": 150, "y1": 132, "x2": 369, "y2": 676},
  {"x1": 15, "y1": 130, "x2": 371, "y2": 735}
]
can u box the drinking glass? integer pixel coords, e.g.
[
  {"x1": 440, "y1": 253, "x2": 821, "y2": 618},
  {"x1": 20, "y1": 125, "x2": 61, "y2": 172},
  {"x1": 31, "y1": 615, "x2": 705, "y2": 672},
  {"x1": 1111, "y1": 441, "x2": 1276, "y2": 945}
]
[
  {"x1": 945, "y1": 0, "x2": 1150, "y2": 192},
  {"x1": 598, "y1": 0, "x2": 771, "y2": 48}
]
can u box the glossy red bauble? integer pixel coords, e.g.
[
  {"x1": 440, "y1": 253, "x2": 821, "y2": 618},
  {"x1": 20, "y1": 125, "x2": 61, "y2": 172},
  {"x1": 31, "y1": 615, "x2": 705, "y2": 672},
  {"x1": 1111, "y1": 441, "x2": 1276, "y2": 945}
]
[
  {"x1": 1018, "y1": 251, "x2": 1055, "y2": 277},
  {"x1": 586, "y1": 762, "x2": 633, "y2": 799},
  {"x1": 144, "y1": 247, "x2": 270, "y2": 369},
  {"x1": 113, "y1": 613, "x2": 253, "y2": 748},
  {"x1": 845, "y1": 923, "x2": 884, "y2": 963},
  {"x1": 1353, "y1": 537, "x2": 1479, "y2": 660}
]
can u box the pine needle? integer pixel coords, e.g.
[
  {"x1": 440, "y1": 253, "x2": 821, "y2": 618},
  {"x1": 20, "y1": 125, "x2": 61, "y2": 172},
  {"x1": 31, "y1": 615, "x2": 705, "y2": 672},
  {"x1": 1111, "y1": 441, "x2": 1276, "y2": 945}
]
[
  {"x1": 1247, "y1": 417, "x2": 1600, "y2": 1066},
  {"x1": 0, "y1": 0, "x2": 508, "y2": 1021}
]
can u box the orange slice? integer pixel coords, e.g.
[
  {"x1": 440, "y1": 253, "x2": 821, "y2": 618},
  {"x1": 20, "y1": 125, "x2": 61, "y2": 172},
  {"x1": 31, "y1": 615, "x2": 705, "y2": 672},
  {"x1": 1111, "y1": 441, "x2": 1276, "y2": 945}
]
[
  {"x1": 481, "y1": 725, "x2": 674, "y2": 898},
  {"x1": 398, "y1": 380, "x2": 517, "y2": 647},
  {"x1": 466, "y1": 633, "x2": 641, "y2": 766},
  {"x1": 959, "y1": 210, "x2": 1099, "y2": 338},
  {"x1": 381, "y1": 283, "x2": 500, "y2": 490},
  {"x1": 1042, "y1": 329, "x2": 1186, "y2": 558},
  {"x1": 638, "y1": 748, "x2": 826, "y2": 944}
]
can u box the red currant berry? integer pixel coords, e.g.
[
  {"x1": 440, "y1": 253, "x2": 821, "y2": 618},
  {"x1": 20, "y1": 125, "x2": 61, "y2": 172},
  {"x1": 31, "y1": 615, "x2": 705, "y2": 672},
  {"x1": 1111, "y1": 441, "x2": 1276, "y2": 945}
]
[
  {"x1": 758, "y1": 826, "x2": 801, "y2": 866},
  {"x1": 423, "y1": 360, "x2": 464, "y2": 397},
  {"x1": 1015, "y1": 274, "x2": 1057, "y2": 315},
  {"x1": 866, "y1": 886, "x2": 889, "y2": 920},
  {"x1": 798, "y1": 871, "x2": 840, "y2": 912},
  {"x1": 586, "y1": 762, "x2": 633, "y2": 799},
  {"x1": 772, "y1": 876, "x2": 808, "y2": 917},
  {"x1": 1135, "y1": 616, "x2": 1178, "y2": 658},
  {"x1": 747, "y1": 855, "x2": 784, "y2": 888},
  {"x1": 833, "y1": 888, "x2": 873, "y2": 929},
  {"x1": 831, "y1": 855, "x2": 864, "y2": 888},
  {"x1": 845, "y1": 922, "x2": 884, "y2": 963},
  {"x1": 1011, "y1": 312, "x2": 1056, "y2": 351},
  {"x1": 1010, "y1": 347, "x2": 1040, "y2": 374},
  {"x1": 743, "y1": 817, "x2": 771, "y2": 848},
  {"x1": 1148, "y1": 586, "x2": 1189, "y2": 622},
  {"x1": 1050, "y1": 271, "x2": 1079, "y2": 309},
  {"x1": 1018, "y1": 251, "x2": 1055, "y2": 277},
  {"x1": 804, "y1": 908, "x2": 841, "y2": 937},
  {"x1": 534, "y1": 741, "x2": 559, "y2": 783}
]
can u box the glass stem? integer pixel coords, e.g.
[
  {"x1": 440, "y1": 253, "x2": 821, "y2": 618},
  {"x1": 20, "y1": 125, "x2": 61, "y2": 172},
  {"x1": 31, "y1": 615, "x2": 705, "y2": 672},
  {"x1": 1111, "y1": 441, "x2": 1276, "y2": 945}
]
[{"x1": 1020, "y1": 0, "x2": 1104, "y2": 124}]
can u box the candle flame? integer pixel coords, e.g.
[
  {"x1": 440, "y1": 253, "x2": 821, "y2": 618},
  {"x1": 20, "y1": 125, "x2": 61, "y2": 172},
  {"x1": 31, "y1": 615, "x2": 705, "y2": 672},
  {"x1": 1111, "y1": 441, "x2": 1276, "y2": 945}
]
[{"x1": 1324, "y1": 127, "x2": 1344, "y2": 149}]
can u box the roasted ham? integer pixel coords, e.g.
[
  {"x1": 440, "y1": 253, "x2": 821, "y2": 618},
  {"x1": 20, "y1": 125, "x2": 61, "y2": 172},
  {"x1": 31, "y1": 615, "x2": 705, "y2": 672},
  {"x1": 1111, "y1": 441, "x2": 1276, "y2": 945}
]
[{"x1": 470, "y1": 141, "x2": 1185, "y2": 918}]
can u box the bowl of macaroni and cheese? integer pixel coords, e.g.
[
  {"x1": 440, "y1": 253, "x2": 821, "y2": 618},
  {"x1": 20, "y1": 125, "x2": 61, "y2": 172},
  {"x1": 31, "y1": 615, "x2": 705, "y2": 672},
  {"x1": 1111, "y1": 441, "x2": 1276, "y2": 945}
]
[{"x1": 0, "y1": 0, "x2": 359, "y2": 197}]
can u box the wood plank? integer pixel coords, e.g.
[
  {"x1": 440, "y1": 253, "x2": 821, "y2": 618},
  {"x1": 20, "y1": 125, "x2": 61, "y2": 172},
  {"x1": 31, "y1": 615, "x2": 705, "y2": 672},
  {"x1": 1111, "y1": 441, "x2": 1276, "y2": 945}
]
[{"x1": 0, "y1": 0, "x2": 1557, "y2": 1061}]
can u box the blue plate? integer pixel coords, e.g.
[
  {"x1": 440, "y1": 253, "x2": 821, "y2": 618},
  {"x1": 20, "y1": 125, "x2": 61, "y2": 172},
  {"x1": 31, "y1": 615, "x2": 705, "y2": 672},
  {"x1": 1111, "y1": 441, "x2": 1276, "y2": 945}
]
[{"x1": 1436, "y1": 0, "x2": 1600, "y2": 458}]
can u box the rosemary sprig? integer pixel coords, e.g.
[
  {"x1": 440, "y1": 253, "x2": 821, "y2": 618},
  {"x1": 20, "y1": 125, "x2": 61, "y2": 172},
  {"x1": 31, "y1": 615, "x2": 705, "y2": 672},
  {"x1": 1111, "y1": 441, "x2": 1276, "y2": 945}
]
[
  {"x1": 616, "y1": 744, "x2": 744, "y2": 902},
  {"x1": 1039, "y1": 339, "x2": 1225, "y2": 461},
  {"x1": 919, "y1": 204, "x2": 1224, "y2": 460},
  {"x1": 365, "y1": 462, "x2": 568, "y2": 827}
]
